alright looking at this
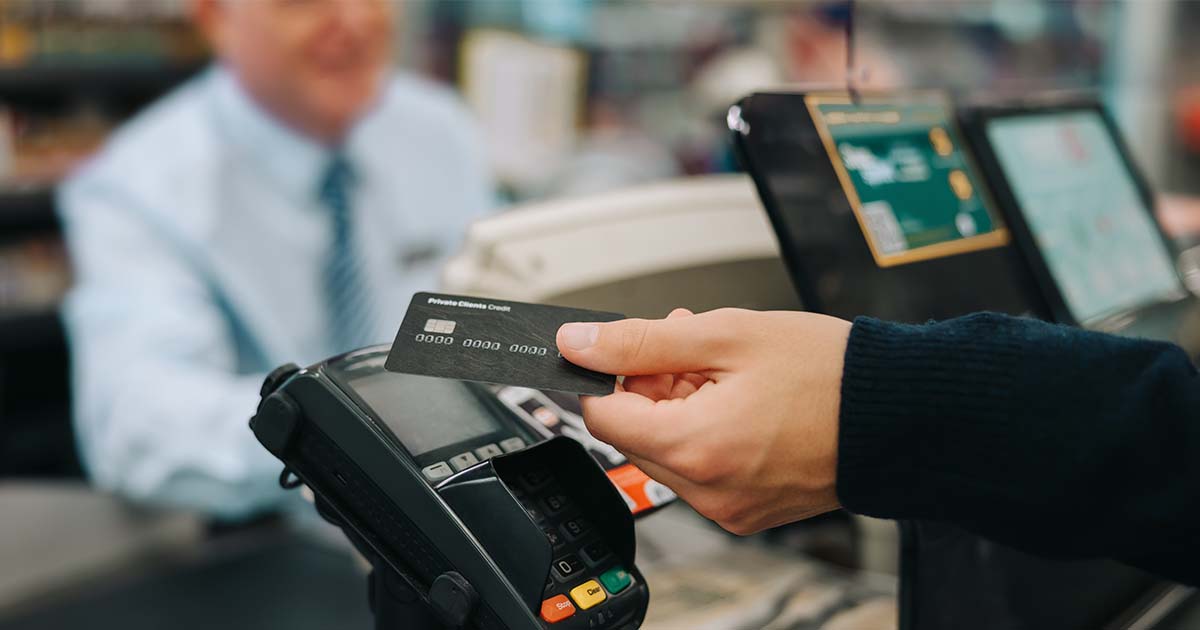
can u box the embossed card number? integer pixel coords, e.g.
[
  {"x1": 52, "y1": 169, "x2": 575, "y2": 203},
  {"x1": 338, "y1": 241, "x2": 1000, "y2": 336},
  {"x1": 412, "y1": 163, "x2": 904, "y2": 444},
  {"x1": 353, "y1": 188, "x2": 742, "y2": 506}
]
[{"x1": 386, "y1": 292, "x2": 623, "y2": 396}]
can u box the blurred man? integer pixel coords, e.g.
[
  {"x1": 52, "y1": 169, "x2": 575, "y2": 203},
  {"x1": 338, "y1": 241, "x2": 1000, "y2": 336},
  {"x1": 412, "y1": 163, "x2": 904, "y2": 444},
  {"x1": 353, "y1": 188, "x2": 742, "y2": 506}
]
[{"x1": 59, "y1": 0, "x2": 490, "y2": 519}]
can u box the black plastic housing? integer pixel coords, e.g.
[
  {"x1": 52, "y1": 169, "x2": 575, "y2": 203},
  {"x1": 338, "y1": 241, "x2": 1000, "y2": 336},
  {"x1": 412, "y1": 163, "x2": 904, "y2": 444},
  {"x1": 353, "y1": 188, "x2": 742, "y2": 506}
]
[{"x1": 250, "y1": 348, "x2": 648, "y2": 629}]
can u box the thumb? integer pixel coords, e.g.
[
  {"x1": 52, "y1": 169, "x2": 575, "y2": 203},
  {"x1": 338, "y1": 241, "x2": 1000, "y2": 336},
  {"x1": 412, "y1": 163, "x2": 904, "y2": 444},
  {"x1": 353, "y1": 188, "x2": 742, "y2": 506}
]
[{"x1": 556, "y1": 314, "x2": 726, "y2": 376}]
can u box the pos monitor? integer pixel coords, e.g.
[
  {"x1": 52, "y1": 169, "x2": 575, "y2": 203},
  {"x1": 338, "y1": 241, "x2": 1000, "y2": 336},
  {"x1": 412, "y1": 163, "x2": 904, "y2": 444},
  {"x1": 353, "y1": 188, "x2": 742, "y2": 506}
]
[
  {"x1": 729, "y1": 91, "x2": 1044, "y2": 323},
  {"x1": 731, "y1": 91, "x2": 1186, "y2": 630},
  {"x1": 962, "y1": 99, "x2": 1199, "y2": 351}
]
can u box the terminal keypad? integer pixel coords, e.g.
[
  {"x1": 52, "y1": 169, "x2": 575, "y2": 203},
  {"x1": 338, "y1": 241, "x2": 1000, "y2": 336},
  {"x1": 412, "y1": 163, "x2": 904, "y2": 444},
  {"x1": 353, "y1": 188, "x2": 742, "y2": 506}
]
[{"x1": 510, "y1": 467, "x2": 638, "y2": 627}]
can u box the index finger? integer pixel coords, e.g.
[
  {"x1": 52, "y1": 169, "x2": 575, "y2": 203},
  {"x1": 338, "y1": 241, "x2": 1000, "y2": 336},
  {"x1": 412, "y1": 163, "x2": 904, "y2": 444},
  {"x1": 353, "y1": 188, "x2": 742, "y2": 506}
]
[{"x1": 558, "y1": 309, "x2": 738, "y2": 377}]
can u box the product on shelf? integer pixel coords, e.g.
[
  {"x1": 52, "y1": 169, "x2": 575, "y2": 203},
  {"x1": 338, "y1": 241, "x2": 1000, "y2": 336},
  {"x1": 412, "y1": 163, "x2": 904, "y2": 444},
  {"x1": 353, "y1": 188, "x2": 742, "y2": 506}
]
[
  {"x1": 0, "y1": 235, "x2": 70, "y2": 313},
  {"x1": 0, "y1": 107, "x2": 112, "y2": 185},
  {"x1": 0, "y1": 0, "x2": 206, "y2": 67}
]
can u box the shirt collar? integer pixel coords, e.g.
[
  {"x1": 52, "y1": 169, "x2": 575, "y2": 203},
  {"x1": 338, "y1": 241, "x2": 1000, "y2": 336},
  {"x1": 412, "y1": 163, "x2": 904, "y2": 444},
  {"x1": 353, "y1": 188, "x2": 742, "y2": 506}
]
[{"x1": 209, "y1": 65, "x2": 362, "y2": 203}]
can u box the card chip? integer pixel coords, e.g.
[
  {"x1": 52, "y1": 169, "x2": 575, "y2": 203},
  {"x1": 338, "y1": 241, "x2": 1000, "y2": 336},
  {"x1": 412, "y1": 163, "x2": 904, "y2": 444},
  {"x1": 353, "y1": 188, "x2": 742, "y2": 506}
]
[{"x1": 424, "y1": 318, "x2": 457, "y2": 334}]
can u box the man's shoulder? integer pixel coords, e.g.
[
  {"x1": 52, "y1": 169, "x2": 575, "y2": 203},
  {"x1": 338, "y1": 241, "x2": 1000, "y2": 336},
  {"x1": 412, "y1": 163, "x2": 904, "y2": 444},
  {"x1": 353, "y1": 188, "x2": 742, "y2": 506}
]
[
  {"x1": 68, "y1": 71, "x2": 220, "y2": 191},
  {"x1": 58, "y1": 70, "x2": 227, "y2": 242}
]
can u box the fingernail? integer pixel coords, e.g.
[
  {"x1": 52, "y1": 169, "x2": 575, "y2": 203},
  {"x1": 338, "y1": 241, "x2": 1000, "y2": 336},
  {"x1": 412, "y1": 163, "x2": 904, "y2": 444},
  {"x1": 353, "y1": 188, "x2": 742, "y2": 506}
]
[{"x1": 559, "y1": 323, "x2": 599, "y2": 350}]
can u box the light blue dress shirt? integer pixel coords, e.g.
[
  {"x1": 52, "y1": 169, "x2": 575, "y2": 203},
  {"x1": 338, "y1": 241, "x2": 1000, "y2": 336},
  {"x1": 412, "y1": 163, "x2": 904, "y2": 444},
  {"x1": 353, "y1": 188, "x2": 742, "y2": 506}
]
[{"x1": 58, "y1": 66, "x2": 492, "y2": 519}]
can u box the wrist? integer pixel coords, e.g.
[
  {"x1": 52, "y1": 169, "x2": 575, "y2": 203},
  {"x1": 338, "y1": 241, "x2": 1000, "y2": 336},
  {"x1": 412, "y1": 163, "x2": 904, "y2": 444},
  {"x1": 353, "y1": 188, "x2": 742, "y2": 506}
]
[{"x1": 834, "y1": 314, "x2": 1028, "y2": 520}]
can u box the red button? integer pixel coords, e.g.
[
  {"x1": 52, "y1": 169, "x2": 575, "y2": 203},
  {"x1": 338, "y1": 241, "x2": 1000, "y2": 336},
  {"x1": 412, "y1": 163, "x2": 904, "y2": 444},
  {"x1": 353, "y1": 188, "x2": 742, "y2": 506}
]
[{"x1": 540, "y1": 594, "x2": 576, "y2": 623}]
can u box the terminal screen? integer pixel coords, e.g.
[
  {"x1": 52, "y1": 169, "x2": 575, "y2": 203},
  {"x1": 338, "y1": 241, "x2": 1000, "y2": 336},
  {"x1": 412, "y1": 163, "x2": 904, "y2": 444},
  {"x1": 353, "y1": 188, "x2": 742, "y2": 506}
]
[
  {"x1": 349, "y1": 371, "x2": 502, "y2": 457},
  {"x1": 985, "y1": 110, "x2": 1184, "y2": 323},
  {"x1": 807, "y1": 94, "x2": 1009, "y2": 267}
]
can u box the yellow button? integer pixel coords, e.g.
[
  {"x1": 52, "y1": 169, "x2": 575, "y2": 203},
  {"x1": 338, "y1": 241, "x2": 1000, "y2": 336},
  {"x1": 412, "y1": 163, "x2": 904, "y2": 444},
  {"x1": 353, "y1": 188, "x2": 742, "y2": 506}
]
[{"x1": 569, "y1": 580, "x2": 607, "y2": 610}]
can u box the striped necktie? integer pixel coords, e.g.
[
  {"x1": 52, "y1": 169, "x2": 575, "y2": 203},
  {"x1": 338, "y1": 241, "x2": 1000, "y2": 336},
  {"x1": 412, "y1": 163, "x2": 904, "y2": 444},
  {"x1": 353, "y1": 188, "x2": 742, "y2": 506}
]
[{"x1": 318, "y1": 154, "x2": 376, "y2": 353}]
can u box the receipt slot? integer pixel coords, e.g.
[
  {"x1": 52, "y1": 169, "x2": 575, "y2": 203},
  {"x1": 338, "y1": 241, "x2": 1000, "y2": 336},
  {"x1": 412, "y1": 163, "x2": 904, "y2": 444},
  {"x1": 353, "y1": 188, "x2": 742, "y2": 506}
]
[{"x1": 250, "y1": 346, "x2": 650, "y2": 629}]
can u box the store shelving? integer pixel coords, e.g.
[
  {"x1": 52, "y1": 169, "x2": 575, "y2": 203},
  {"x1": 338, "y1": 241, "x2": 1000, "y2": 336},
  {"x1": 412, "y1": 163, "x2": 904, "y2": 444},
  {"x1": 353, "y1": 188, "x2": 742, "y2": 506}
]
[
  {"x1": 0, "y1": 187, "x2": 57, "y2": 234},
  {"x1": 0, "y1": 7, "x2": 207, "y2": 475},
  {"x1": 0, "y1": 62, "x2": 205, "y2": 107}
]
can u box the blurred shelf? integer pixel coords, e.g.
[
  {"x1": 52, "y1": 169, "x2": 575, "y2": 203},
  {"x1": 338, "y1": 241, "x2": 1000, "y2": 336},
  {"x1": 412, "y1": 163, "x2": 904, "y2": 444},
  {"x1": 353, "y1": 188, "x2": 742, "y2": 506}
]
[
  {"x1": 0, "y1": 61, "x2": 206, "y2": 104},
  {"x1": 0, "y1": 188, "x2": 57, "y2": 233},
  {"x1": 0, "y1": 401, "x2": 79, "y2": 478},
  {"x1": 0, "y1": 308, "x2": 63, "y2": 352}
]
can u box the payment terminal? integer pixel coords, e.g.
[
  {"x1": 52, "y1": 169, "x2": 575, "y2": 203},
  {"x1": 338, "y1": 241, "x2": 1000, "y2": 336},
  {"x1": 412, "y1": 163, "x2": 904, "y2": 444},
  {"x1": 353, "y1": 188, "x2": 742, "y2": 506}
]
[{"x1": 250, "y1": 345, "x2": 650, "y2": 629}]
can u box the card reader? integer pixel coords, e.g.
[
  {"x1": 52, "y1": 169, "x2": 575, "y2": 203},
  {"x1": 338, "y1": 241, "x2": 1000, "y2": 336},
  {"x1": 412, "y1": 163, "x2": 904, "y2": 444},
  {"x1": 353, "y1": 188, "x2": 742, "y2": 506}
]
[{"x1": 250, "y1": 345, "x2": 649, "y2": 629}]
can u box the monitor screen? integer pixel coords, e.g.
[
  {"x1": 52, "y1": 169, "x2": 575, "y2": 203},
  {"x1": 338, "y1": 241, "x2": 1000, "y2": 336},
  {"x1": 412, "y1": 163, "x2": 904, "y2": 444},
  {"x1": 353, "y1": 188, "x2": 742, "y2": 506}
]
[
  {"x1": 807, "y1": 94, "x2": 1009, "y2": 267},
  {"x1": 984, "y1": 110, "x2": 1184, "y2": 323}
]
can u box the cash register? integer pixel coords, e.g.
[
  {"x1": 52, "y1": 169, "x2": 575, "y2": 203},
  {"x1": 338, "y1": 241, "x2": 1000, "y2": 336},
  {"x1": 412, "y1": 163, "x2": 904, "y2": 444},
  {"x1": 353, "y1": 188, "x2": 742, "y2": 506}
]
[{"x1": 730, "y1": 90, "x2": 1196, "y2": 629}]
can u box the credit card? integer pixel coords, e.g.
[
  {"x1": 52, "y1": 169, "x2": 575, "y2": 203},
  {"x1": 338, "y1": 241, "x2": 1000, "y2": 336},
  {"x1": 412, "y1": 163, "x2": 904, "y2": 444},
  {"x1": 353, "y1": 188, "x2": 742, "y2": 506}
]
[{"x1": 385, "y1": 292, "x2": 623, "y2": 396}]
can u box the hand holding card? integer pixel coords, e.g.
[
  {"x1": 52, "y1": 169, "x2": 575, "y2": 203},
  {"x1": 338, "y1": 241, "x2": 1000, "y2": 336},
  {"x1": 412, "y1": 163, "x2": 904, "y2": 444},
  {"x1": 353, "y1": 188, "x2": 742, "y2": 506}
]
[{"x1": 385, "y1": 292, "x2": 623, "y2": 396}]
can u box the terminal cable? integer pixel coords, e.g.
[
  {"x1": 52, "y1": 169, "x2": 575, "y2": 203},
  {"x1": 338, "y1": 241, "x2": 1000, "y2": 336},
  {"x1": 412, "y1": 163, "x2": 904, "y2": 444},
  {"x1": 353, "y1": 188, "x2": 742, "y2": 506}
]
[{"x1": 279, "y1": 466, "x2": 303, "y2": 489}]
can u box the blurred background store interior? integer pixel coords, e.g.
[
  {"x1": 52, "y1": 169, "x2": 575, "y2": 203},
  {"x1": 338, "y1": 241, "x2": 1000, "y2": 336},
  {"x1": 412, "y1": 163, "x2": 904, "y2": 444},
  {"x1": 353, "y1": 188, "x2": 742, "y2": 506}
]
[{"x1": 1, "y1": 1, "x2": 1200, "y2": 629}]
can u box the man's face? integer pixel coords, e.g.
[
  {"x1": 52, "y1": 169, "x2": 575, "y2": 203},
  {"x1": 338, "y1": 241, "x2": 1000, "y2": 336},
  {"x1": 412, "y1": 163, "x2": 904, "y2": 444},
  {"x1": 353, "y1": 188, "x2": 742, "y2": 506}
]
[{"x1": 196, "y1": 0, "x2": 395, "y2": 144}]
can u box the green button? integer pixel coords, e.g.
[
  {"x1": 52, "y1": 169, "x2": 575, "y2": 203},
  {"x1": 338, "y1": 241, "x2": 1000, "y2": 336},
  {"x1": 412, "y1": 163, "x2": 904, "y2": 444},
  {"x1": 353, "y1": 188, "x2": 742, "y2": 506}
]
[{"x1": 599, "y1": 566, "x2": 632, "y2": 594}]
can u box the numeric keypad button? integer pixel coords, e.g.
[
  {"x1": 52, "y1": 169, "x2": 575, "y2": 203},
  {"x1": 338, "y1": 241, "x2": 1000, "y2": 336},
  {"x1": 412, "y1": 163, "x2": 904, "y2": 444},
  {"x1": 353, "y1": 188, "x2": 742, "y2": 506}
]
[
  {"x1": 581, "y1": 541, "x2": 610, "y2": 565},
  {"x1": 520, "y1": 469, "x2": 552, "y2": 491},
  {"x1": 561, "y1": 517, "x2": 590, "y2": 541},
  {"x1": 551, "y1": 554, "x2": 585, "y2": 582},
  {"x1": 542, "y1": 492, "x2": 570, "y2": 516}
]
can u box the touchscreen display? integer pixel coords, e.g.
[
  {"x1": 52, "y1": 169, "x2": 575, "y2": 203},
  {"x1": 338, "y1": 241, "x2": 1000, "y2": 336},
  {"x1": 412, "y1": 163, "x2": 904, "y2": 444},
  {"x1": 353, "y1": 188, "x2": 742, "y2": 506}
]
[
  {"x1": 348, "y1": 370, "x2": 502, "y2": 456},
  {"x1": 808, "y1": 94, "x2": 1009, "y2": 267},
  {"x1": 985, "y1": 111, "x2": 1184, "y2": 322}
]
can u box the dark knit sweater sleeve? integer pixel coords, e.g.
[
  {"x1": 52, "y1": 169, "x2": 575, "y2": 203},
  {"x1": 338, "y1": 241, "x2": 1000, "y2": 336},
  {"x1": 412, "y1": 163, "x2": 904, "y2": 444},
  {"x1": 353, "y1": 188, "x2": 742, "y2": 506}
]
[{"x1": 836, "y1": 312, "x2": 1200, "y2": 586}]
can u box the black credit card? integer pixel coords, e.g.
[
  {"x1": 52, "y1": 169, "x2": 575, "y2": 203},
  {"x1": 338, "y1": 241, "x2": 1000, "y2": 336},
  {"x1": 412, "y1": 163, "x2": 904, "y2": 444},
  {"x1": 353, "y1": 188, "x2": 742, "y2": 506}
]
[{"x1": 385, "y1": 292, "x2": 623, "y2": 396}]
